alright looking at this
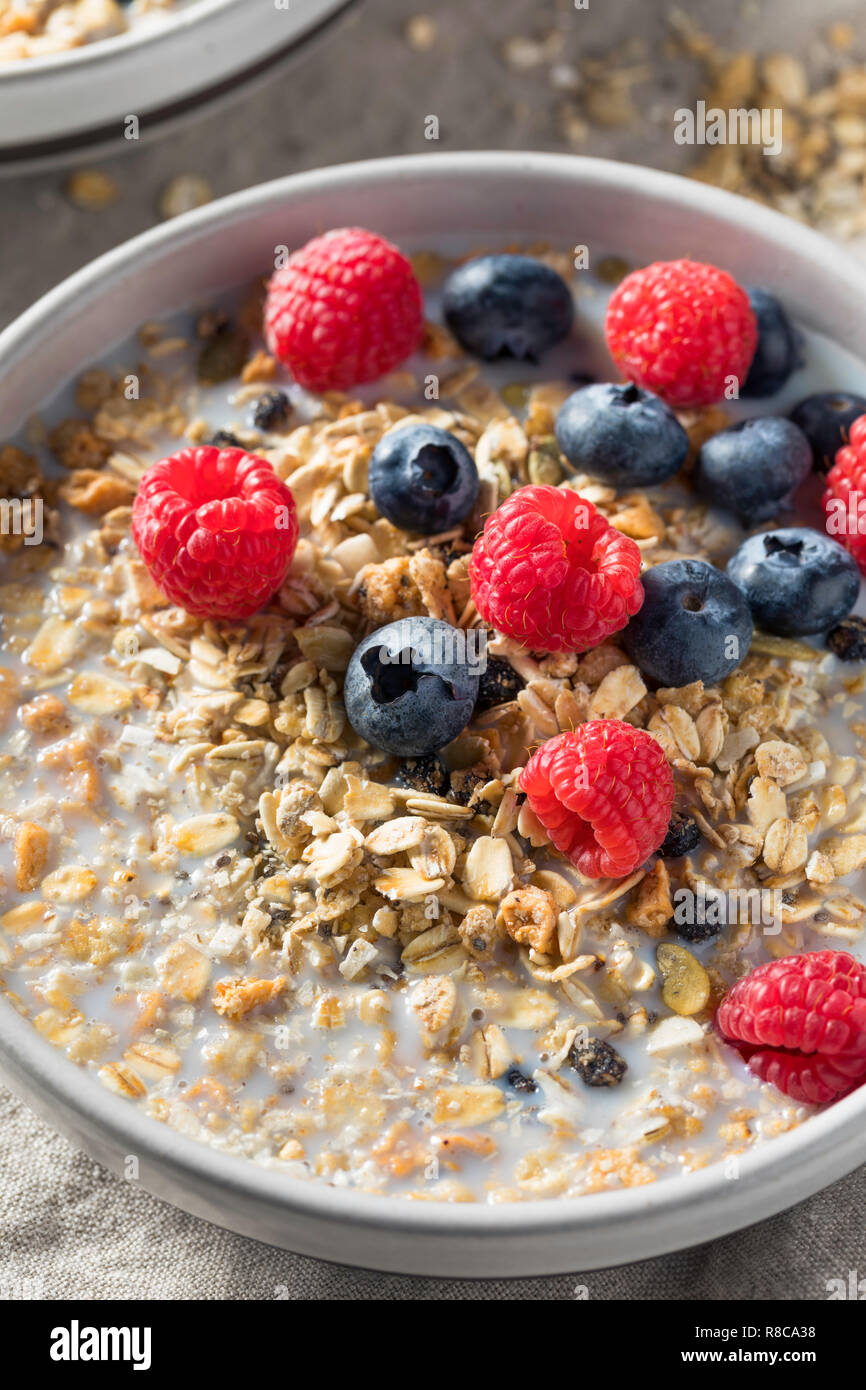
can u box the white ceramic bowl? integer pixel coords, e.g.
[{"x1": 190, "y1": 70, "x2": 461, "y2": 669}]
[
  {"x1": 0, "y1": 0, "x2": 356, "y2": 168},
  {"x1": 2, "y1": 152, "x2": 866, "y2": 1277}
]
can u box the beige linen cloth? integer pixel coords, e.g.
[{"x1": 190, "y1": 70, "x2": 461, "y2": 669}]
[{"x1": 0, "y1": 1084, "x2": 860, "y2": 1299}]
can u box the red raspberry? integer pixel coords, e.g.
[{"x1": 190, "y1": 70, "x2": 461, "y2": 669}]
[
  {"x1": 717, "y1": 950, "x2": 866, "y2": 1104},
  {"x1": 823, "y1": 414, "x2": 866, "y2": 573},
  {"x1": 605, "y1": 259, "x2": 757, "y2": 409},
  {"x1": 469, "y1": 485, "x2": 643, "y2": 654},
  {"x1": 264, "y1": 227, "x2": 424, "y2": 392},
  {"x1": 132, "y1": 446, "x2": 298, "y2": 620},
  {"x1": 519, "y1": 721, "x2": 674, "y2": 879}
]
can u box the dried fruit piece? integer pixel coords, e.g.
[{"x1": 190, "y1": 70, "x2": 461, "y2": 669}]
[
  {"x1": 827, "y1": 615, "x2": 866, "y2": 661},
  {"x1": 473, "y1": 656, "x2": 525, "y2": 713},
  {"x1": 568, "y1": 1035, "x2": 628, "y2": 1087},
  {"x1": 659, "y1": 811, "x2": 701, "y2": 859},
  {"x1": 393, "y1": 754, "x2": 450, "y2": 797},
  {"x1": 506, "y1": 1066, "x2": 537, "y2": 1093}
]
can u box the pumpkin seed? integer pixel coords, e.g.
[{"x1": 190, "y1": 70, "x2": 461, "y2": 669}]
[
  {"x1": 527, "y1": 437, "x2": 562, "y2": 485},
  {"x1": 656, "y1": 942, "x2": 710, "y2": 1016},
  {"x1": 197, "y1": 325, "x2": 249, "y2": 384}
]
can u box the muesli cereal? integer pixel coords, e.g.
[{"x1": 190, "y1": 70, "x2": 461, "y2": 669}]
[
  {"x1": 0, "y1": 0, "x2": 179, "y2": 61},
  {"x1": 3, "y1": 228, "x2": 866, "y2": 1203}
]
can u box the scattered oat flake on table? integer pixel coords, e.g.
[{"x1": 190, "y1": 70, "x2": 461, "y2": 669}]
[
  {"x1": 159, "y1": 175, "x2": 213, "y2": 221},
  {"x1": 828, "y1": 22, "x2": 855, "y2": 51},
  {"x1": 65, "y1": 170, "x2": 119, "y2": 210},
  {"x1": 404, "y1": 15, "x2": 436, "y2": 51}
]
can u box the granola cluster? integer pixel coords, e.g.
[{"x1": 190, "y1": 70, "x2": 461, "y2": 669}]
[{"x1": 1, "y1": 257, "x2": 864, "y2": 1201}]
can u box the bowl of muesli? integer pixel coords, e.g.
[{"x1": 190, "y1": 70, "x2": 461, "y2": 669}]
[
  {"x1": 0, "y1": 0, "x2": 356, "y2": 166},
  {"x1": 3, "y1": 152, "x2": 866, "y2": 1276}
]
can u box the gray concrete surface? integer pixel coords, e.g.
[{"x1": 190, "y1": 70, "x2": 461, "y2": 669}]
[
  {"x1": 1, "y1": 0, "x2": 863, "y2": 329},
  {"x1": 1, "y1": 0, "x2": 865, "y2": 1301}
]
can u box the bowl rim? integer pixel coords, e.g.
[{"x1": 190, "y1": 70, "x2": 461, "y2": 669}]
[
  {"x1": 3, "y1": 149, "x2": 866, "y2": 1250},
  {"x1": 0, "y1": 0, "x2": 360, "y2": 172}
]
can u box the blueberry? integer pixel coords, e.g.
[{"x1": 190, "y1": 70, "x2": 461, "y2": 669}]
[
  {"x1": 827, "y1": 615, "x2": 866, "y2": 662},
  {"x1": 442, "y1": 253, "x2": 573, "y2": 361},
  {"x1": 209, "y1": 429, "x2": 244, "y2": 448},
  {"x1": 741, "y1": 287, "x2": 803, "y2": 398},
  {"x1": 694, "y1": 417, "x2": 811, "y2": 523},
  {"x1": 660, "y1": 811, "x2": 701, "y2": 859},
  {"x1": 554, "y1": 382, "x2": 688, "y2": 489},
  {"x1": 726, "y1": 528, "x2": 860, "y2": 637},
  {"x1": 344, "y1": 616, "x2": 480, "y2": 756},
  {"x1": 622, "y1": 559, "x2": 752, "y2": 687},
  {"x1": 790, "y1": 391, "x2": 866, "y2": 474},
  {"x1": 368, "y1": 423, "x2": 479, "y2": 534},
  {"x1": 473, "y1": 655, "x2": 525, "y2": 713},
  {"x1": 252, "y1": 390, "x2": 291, "y2": 432}
]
